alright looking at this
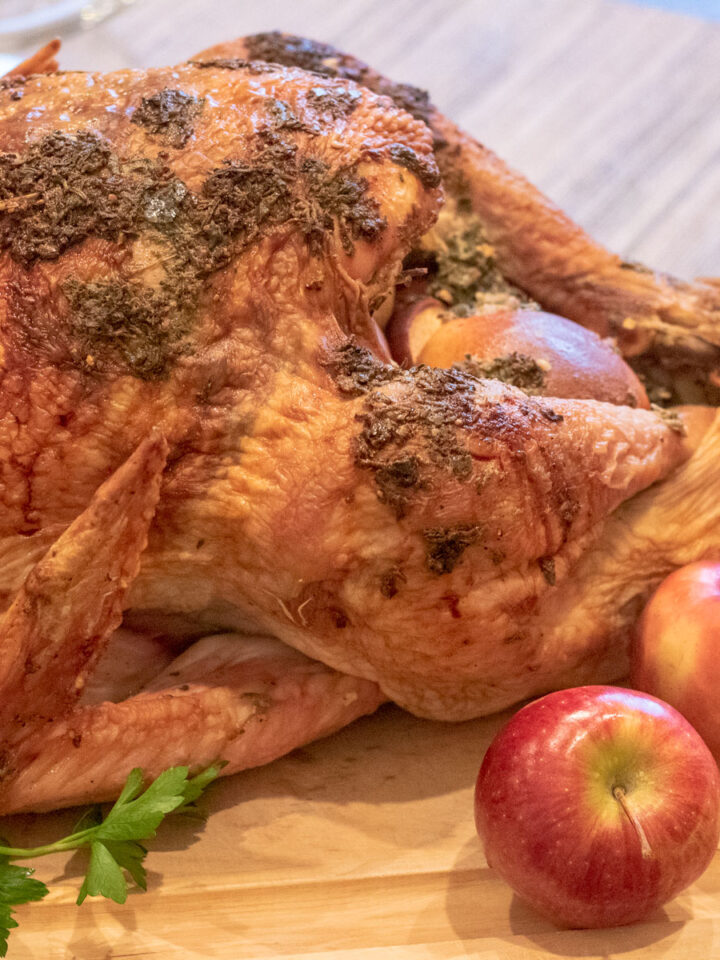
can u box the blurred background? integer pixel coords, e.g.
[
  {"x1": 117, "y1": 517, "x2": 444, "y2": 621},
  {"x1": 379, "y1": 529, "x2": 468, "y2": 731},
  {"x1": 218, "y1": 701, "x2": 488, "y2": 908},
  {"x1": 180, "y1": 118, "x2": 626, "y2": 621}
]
[{"x1": 1, "y1": 0, "x2": 719, "y2": 280}]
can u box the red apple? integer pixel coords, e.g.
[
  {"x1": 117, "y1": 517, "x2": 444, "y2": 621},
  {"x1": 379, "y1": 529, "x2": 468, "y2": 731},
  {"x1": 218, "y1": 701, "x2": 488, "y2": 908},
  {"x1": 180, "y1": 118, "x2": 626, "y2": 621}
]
[
  {"x1": 385, "y1": 295, "x2": 446, "y2": 365},
  {"x1": 475, "y1": 685, "x2": 720, "y2": 928},
  {"x1": 631, "y1": 562, "x2": 720, "y2": 762},
  {"x1": 419, "y1": 309, "x2": 649, "y2": 407}
]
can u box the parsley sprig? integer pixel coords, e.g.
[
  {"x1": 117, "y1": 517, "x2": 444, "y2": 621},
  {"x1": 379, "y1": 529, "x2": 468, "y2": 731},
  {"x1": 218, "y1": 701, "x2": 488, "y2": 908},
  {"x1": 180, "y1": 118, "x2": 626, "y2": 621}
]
[{"x1": 0, "y1": 764, "x2": 221, "y2": 956}]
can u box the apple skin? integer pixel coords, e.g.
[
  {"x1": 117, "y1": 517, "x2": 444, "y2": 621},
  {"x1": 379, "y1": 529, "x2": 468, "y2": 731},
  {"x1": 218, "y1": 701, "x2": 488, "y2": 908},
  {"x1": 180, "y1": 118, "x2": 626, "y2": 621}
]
[
  {"x1": 475, "y1": 685, "x2": 720, "y2": 929},
  {"x1": 386, "y1": 300, "x2": 651, "y2": 411},
  {"x1": 385, "y1": 296, "x2": 446, "y2": 365},
  {"x1": 419, "y1": 309, "x2": 650, "y2": 408},
  {"x1": 631, "y1": 562, "x2": 720, "y2": 762}
]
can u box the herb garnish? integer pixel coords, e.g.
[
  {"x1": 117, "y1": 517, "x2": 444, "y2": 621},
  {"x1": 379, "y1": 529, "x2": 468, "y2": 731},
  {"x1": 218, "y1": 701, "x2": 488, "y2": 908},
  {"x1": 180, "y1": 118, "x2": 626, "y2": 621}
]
[{"x1": 0, "y1": 764, "x2": 221, "y2": 956}]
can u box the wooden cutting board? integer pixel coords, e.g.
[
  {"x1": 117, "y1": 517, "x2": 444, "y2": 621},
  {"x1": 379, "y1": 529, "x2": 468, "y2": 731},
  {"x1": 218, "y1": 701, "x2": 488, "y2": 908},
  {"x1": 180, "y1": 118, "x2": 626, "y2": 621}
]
[
  {"x1": 6, "y1": 0, "x2": 720, "y2": 957},
  {"x1": 8, "y1": 703, "x2": 720, "y2": 958}
]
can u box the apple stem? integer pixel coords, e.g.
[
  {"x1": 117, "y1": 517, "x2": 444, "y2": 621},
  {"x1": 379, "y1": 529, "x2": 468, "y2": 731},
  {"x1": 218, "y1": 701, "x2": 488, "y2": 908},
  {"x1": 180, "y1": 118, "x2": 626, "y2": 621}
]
[{"x1": 613, "y1": 785, "x2": 652, "y2": 859}]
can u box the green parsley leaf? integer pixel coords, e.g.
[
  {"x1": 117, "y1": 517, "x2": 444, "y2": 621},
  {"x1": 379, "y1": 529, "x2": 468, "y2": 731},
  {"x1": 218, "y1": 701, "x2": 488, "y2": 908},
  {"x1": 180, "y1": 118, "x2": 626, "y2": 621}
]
[
  {"x1": 103, "y1": 840, "x2": 147, "y2": 891},
  {"x1": 77, "y1": 841, "x2": 127, "y2": 906},
  {"x1": 177, "y1": 763, "x2": 225, "y2": 813},
  {"x1": 0, "y1": 762, "x2": 222, "y2": 951},
  {"x1": 113, "y1": 767, "x2": 145, "y2": 809},
  {"x1": 96, "y1": 767, "x2": 190, "y2": 843},
  {"x1": 0, "y1": 860, "x2": 49, "y2": 957}
]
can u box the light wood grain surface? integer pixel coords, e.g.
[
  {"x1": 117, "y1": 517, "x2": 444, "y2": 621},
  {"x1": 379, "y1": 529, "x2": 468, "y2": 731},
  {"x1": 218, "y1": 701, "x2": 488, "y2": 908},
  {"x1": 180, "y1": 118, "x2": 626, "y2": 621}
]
[
  {"x1": 5, "y1": 1, "x2": 720, "y2": 957},
  {"x1": 9, "y1": 703, "x2": 720, "y2": 958}
]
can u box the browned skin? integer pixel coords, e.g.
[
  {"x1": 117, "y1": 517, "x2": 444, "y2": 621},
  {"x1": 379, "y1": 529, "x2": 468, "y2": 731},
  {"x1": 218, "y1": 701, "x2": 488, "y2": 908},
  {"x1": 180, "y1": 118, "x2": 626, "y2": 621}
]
[
  {"x1": 0, "y1": 43, "x2": 699, "y2": 740},
  {"x1": 5, "y1": 39, "x2": 60, "y2": 78},
  {"x1": 203, "y1": 33, "x2": 720, "y2": 396},
  {"x1": 0, "y1": 631, "x2": 384, "y2": 814},
  {"x1": 1, "y1": 36, "x2": 720, "y2": 810},
  {"x1": 0, "y1": 439, "x2": 381, "y2": 813},
  {"x1": 0, "y1": 57, "x2": 436, "y2": 535},
  {"x1": 1, "y1": 36, "x2": 720, "y2": 816},
  {"x1": 0, "y1": 436, "x2": 165, "y2": 798}
]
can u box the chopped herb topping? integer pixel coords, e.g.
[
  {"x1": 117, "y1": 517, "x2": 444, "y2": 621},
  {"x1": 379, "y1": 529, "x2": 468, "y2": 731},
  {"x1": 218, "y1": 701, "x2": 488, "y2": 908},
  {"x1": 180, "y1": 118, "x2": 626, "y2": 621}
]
[
  {"x1": 456, "y1": 352, "x2": 547, "y2": 392},
  {"x1": 429, "y1": 221, "x2": 526, "y2": 308},
  {"x1": 412, "y1": 200, "x2": 536, "y2": 314},
  {"x1": 266, "y1": 97, "x2": 315, "y2": 132},
  {"x1": 0, "y1": 131, "x2": 386, "y2": 379},
  {"x1": 322, "y1": 341, "x2": 399, "y2": 396},
  {"x1": 539, "y1": 556, "x2": 556, "y2": 585},
  {"x1": 190, "y1": 57, "x2": 269, "y2": 75},
  {"x1": 62, "y1": 279, "x2": 191, "y2": 381},
  {"x1": 387, "y1": 143, "x2": 441, "y2": 189},
  {"x1": 0, "y1": 132, "x2": 167, "y2": 264},
  {"x1": 651, "y1": 404, "x2": 687, "y2": 435},
  {"x1": 131, "y1": 89, "x2": 205, "y2": 148},
  {"x1": 243, "y1": 31, "x2": 433, "y2": 125},
  {"x1": 306, "y1": 85, "x2": 361, "y2": 119},
  {"x1": 424, "y1": 525, "x2": 483, "y2": 575},
  {"x1": 326, "y1": 342, "x2": 481, "y2": 515}
]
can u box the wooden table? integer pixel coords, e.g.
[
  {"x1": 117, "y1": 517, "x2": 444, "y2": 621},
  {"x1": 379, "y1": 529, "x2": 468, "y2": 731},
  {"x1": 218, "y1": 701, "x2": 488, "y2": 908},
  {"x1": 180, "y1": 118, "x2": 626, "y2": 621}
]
[{"x1": 6, "y1": 0, "x2": 720, "y2": 956}]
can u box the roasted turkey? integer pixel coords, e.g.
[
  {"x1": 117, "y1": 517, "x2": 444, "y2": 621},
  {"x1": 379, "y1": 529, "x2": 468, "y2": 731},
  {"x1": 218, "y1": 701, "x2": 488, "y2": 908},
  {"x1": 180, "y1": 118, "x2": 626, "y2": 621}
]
[{"x1": 1, "y1": 33, "x2": 720, "y2": 813}]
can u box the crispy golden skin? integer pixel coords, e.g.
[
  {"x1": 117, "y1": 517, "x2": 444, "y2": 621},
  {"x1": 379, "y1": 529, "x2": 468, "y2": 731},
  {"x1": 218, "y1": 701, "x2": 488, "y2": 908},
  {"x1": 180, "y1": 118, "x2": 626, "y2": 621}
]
[
  {"x1": 0, "y1": 442, "x2": 381, "y2": 813},
  {"x1": 0, "y1": 434, "x2": 166, "y2": 732},
  {"x1": 0, "y1": 632, "x2": 384, "y2": 813},
  {"x1": 0, "y1": 435, "x2": 166, "y2": 790},
  {"x1": 0, "y1": 44, "x2": 695, "y2": 736}
]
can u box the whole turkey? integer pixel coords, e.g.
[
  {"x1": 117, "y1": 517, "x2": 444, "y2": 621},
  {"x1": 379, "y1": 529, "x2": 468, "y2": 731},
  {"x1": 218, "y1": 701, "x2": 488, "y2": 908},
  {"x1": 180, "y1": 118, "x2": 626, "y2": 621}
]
[{"x1": 0, "y1": 33, "x2": 719, "y2": 813}]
